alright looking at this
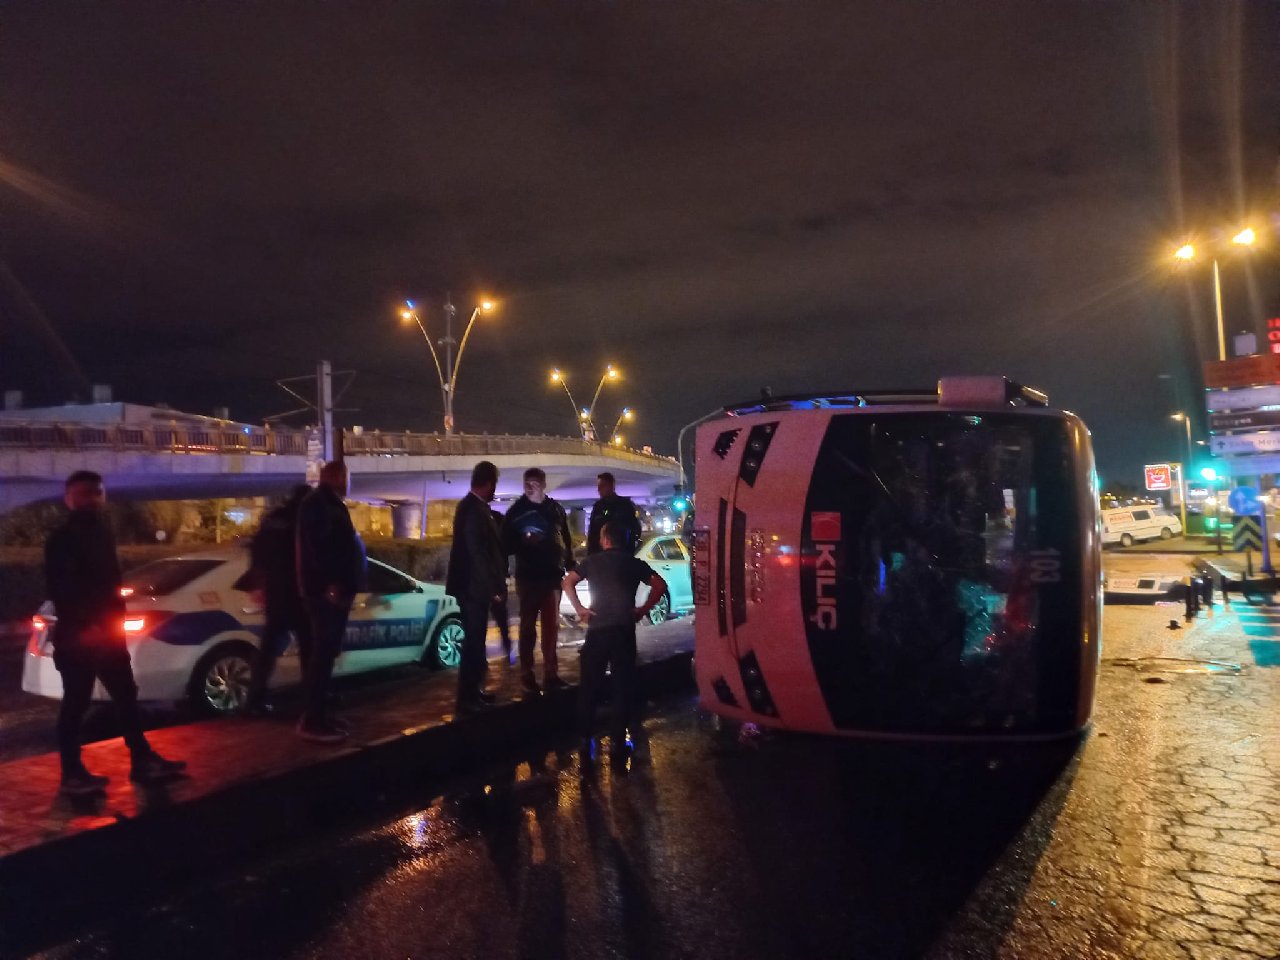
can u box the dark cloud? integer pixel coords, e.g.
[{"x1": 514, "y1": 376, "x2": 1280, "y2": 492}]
[{"x1": 0, "y1": 0, "x2": 1278, "y2": 483}]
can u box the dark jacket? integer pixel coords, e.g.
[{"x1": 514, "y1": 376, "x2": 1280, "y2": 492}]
[
  {"x1": 502, "y1": 495, "x2": 575, "y2": 583},
  {"x1": 447, "y1": 492, "x2": 506, "y2": 603},
  {"x1": 296, "y1": 485, "x2": 366, "y2": 601},
  {"x1": 248, "y1": 498, "x2": 305, "y2": 607},
  {"x1": 587, "y1": 493, "x2": 642, "y2": 554},
  {"x1": 44, "y1": 510, "x2": 126, "y2": 648}
]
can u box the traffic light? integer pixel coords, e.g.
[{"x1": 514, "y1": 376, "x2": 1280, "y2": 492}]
[{"x1": 672, "y1": 495, "x2": 689, "y2": 513}]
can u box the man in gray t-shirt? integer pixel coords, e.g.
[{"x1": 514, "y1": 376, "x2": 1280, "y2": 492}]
[{"x1": 563, "y1": 520, "x2": 668, "y2": 765}]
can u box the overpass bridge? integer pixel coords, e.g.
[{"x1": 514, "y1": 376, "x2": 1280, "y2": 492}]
[{"x1": 0, "y1": 419, "x2": 681, "y2": 531}]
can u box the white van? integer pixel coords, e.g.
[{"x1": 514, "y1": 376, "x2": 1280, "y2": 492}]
[{"x1": 1100, "y1": 506, "x2": 1181, "y2": 547}]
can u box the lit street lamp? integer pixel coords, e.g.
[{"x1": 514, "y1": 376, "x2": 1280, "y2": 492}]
[
  {"x1": 399, "y1": 295, "x2": 495, "y2": 435},
  {"x1": 548, "y1": 364, "x2": 621, "y2": 441},
  {"x1": 1170, "y1": 412, "x2": 1193, "y2": 535},
  {"x1": 1173, "y1": 226, "x2": 1257, "y2": 361},
  {"x1": 585, "y1": 364, "x2": 621, "y2": 441},
  {"x1": 549, "y1": 368, "x2": 586, "y2": 437},
  {"x1": 610, "y1": 407, "x2": 635, "y2": 444}
]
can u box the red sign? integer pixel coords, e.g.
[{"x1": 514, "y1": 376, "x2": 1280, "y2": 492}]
[
  {"x1": 1203, "y1": 353, "x2": 1280, "y2": 389},
  {"x1": 810, "y1": 511, "x2": 842, "y2": 541},
  {"x1": 1144, "y1": 464, "x2": 1173, "y2": 491}
]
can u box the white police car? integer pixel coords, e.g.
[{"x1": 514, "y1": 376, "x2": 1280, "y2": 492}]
[
  {"x1": 22, "y1": 547, "x2": 463, "y2": 714},
  {"x1": 560, "y1": 534, "x2": 695, "y2": 626}
]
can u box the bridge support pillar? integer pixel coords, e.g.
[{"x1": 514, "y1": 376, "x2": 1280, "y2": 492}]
[{"x1": 391, "y1": 501, "x2": 425, "y2": 539}]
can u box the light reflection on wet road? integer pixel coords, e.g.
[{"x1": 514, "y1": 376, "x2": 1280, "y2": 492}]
[{"x1": 33, "y1": 695, "x2": 1074, "y2": 960}]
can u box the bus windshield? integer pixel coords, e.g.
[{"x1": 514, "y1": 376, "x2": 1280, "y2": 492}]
[{"x1": 802, "y1": 411, "x2": 1084, "y2": 735}]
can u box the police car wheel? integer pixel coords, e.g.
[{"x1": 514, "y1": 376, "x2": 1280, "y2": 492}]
[
  {"x1": 189, "y1": 643, "x2": 255, "y2": 714},
  {"x1": 425, "y1": 616, "x2": 465, "y2": 671},
  {"x1": 645, "y1": 593, "x2": 671, "y2": 626}
]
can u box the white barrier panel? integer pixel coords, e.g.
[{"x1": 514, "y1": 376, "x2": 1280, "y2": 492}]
[
  {"x1": 1205, "y1": 385, "x2": 1280, "y2": 412},
  {"x1": 1210, "y1": 432, "x2": 1280, "y2": 454}
]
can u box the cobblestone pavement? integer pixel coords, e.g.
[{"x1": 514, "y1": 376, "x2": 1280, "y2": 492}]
[{"x1": 929, "y1": 596, "x2": 1280, "y2": 959}]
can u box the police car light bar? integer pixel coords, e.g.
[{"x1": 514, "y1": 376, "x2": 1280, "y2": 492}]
[{"x1": 938, "y1": 376, "x2": 1048, "y2": 408}]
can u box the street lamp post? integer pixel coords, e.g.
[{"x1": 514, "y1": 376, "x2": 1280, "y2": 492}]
[
  {"x1": 610, "y1": 407, "x2": 634, "y2": 445},
  {"x1": 1174, "y1": 227, "x2": 1257, "y2": 361},
  {"x1": 550, "y1": 371, "x2": 588, "y2": 442},
  {"x1": 1171, "y1": 412, "x2": 1193, "y2": 536},
  {"x1": 585, "y1": 364, "x2": 620, "y2": 441},
  {"x1": 400, "y1": 296, "x2": 495, "y2": 435},
  {"x1": 548, "y1": 365, "x2": 621, "y2": 441}
]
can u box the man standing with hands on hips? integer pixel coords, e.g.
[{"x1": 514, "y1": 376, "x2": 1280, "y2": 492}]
[
  {"x1": 563, "y1": 519, "x2": 667, "y2": 767},
  {"x1": 447, "y1": 461, "x2": 506, "y2": 714}
]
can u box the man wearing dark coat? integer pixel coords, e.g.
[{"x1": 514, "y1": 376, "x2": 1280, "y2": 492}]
[
  {"x1": 44, "y1": 470, "x2": 186, "y2": 795},
  {"x1": 446, "y1": 460, "x2": 505, "y2": 713}
]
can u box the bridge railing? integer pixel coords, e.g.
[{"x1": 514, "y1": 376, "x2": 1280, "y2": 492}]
[{"x1": 0, "y1": 422, "x2": 675, "y2": 466}]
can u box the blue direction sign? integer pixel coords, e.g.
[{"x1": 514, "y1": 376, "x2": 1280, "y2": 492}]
[{"x1": 1228, "y1": 486, "x2": 1261, "y2": 516}]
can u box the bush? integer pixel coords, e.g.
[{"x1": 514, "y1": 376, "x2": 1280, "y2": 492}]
[
  {"x1": 0, "y1": 537, "x2": 452, "y2": 623},
  {"x1": 365, "y1": 538, "x2": 454, "y2": 583},
  {"x1": 0, "y1": 545, "x2": 190, "y2": 622}
]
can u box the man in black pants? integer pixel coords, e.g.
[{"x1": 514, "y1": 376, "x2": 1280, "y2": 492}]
[
  {"x1": 44, "y1": 470, "x2": 186, "y2": 795},
  {"x1": 446, "y1": 461, "x2": 505, "y2": 714},
  {"x1": 243, "y1": 484, "x2": 313, "y2": 715},
  {"x1": 296, "y1": 461, "x2": 366, "y2": 743},
  {"x1": 563, "y1": 520, "x2": 667, "y2": 766},
  {"x1": 502, "y1": 467, "x2": 576, "y2": 693}
]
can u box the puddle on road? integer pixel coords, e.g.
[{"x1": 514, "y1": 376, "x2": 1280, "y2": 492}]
[{"x1": 1104, "y1": 657, "x2": 1244, "y2": 676}]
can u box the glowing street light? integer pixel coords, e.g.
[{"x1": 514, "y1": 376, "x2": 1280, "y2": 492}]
[
  {"x1": 548, "y1": 364, "x2": 622, "y2": 441},
  {"x1": 610, "y1": 406, "x2": 635, "y2": 443},
  {"x1": 398, "y1": 295, "x2": 496, "y2": 435},
  {"x1": 1173, "y1": 225, "x2": 1258, "y2": 361}
]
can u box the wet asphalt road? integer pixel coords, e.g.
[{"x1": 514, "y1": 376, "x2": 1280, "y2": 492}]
[{"x1": 30, "y1": 694, "x2": 1074, "y2": 960}]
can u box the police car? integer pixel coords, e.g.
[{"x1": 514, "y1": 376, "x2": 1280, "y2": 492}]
[
  {"x1": 22, "y1": 547, "x2": 464, "y2": 714},
  {"x1": 560, "y1": 534, "x2": 695, "y2": 626}
]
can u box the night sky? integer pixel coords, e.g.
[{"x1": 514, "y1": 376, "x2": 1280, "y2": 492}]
[{"x1": 2, "y1": 1, "x2": 1278, "y2": 485}]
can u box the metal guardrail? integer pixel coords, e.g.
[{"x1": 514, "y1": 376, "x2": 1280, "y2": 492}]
[{"x1": 0, "y1": 422, "x2": 676, "y2": 468}]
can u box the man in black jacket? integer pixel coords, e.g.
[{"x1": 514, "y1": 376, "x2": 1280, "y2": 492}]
[
  {"x1": 243, "y1": 484, "x2": 313, "y2": 715},
  {"x1": 502, "y1": 467, "x2": 575, "y2": 693},
  {"x1": 586, "y1": 472, "x2": 642, "y2": 555},
  {"x1": 44, "y1": 470, "x2": 186, "y2": 795},
  {"x1": 296, "y1": 461, "x2": 366, "y2": 743},
  {"x1": 446, "y1": 461, "x2": 505, "y2": 713}
]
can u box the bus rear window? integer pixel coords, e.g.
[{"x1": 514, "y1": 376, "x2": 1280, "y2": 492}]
[{"x1": 122, "y1": 559, "x2": 226, "y2": 596}]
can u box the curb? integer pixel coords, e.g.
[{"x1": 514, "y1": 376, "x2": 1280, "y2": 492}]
[{"x1": 0, "y1": 651, "x2": 696, "y2": 956}]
